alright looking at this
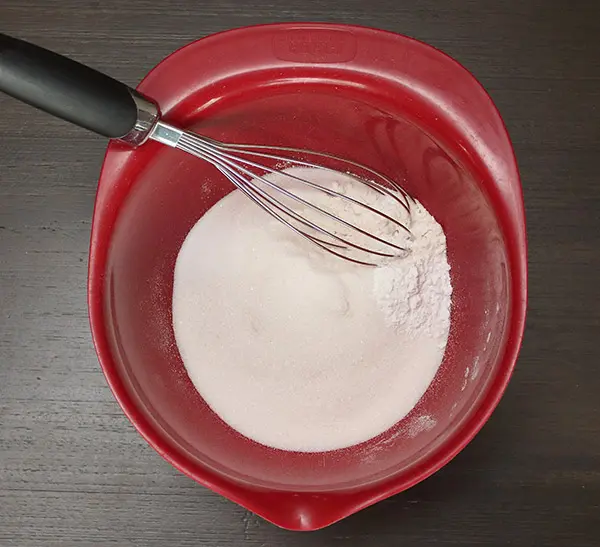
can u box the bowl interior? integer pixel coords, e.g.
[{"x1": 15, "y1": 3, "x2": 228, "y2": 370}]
[{"x1": 103, "y1": 72, "x2": 510, "y2": 491}]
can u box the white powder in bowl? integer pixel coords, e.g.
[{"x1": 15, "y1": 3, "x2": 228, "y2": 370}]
[{"x1": 172, "y1": 167, "x2": 452, "y2": 452}]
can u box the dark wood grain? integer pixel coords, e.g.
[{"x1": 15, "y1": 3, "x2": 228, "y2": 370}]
[{"x1": 1, "y1": 1, "x2": 599, "y2": 545}]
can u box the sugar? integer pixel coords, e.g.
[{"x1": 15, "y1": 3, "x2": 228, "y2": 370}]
[{"x1": 172, "y1": 167, "x2": 452, "y2": 452}]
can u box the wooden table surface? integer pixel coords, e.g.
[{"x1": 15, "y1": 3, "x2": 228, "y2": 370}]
[{"x1": 1, "y1": 1, "x2": 599, "y2": 545}]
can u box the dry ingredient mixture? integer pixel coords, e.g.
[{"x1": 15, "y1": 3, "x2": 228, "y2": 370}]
[{"x1": 172, "y1": 168, "x2": 452, "y2": 452}]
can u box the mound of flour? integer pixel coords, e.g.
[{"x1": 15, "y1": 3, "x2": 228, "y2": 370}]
[{"x1": 172, "y1": 167, "x2": 452, "y2": 452}]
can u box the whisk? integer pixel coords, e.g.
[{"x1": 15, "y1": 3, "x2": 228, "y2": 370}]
[{"x1": 0, "y1": 33, "x2": 412, "y2": 265}]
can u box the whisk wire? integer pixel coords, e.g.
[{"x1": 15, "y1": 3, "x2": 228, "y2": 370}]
[
  {"x1": 178, "y1": 133, "x2": 408, "y2": 257},
  {"x1": 181, "y1": 134, "x2": 407, "y2": 253},
  {"x1": 178, "y1": 136, "x2": 390, "y2": 260},
  {"x1": 153, "y1": 122, "x2": 413, "y2": 265},
  {"x1": 180, "y1": 133, "x2": 411, "y2": 216},
  {"x1": 211, "y1": 140, "x2": 412, "y2": 212},
  {"x1": 206, "y1": 149, "x2": 412, "y2": 235}
]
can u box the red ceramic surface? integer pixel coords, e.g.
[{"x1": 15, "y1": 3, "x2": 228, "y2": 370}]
[{"x1": 88, "y1": 24, "x2": 527, "y2": 530}]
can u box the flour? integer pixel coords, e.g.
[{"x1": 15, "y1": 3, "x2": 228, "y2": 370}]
[
  {"x1": 374, "y1": 200, "x2": 452, "y2": 343},
  {"x1": 172, "y1": 167, "x2": 452, "y2": 452}
]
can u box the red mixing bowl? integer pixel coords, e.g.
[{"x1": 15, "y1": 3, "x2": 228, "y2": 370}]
[{"x1": 88, "y1": 23, "x2": 527, "y2": 530}]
